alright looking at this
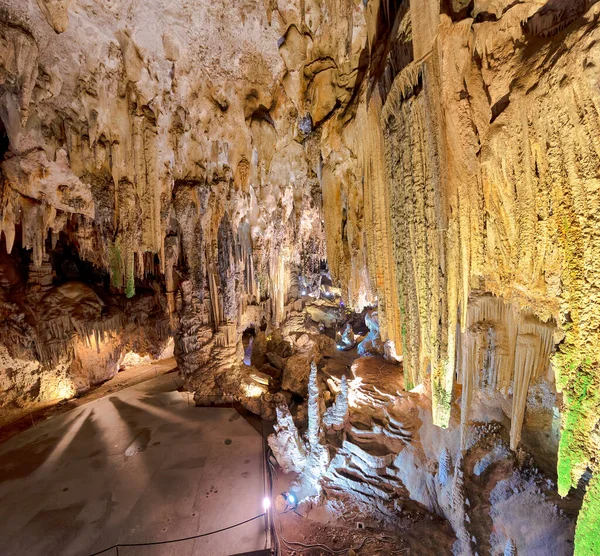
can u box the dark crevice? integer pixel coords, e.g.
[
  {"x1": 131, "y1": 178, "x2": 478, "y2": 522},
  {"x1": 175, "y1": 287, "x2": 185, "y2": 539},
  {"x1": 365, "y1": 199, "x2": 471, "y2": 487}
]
[
  {"x1": 0, "y1": 118, "x2": 10, "y2": 162},
  {"x1": 490, "y1": 93, "x2": 511, "y2": 123},
  {"x1": 440, "y1": 0, "x2": 474, "y2": 22},
  {"x1": 250, "y1": 105, "x2": 276, "y2": 129}
]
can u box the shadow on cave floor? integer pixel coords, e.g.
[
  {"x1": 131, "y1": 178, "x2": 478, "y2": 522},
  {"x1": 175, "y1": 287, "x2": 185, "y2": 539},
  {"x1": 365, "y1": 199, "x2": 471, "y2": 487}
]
[
  {"x1": 0, "y1": 371, "x2": 269, "y2": 556},
  {"x1": 0, "y1": 357, "x2": 178, "y2": 444}
]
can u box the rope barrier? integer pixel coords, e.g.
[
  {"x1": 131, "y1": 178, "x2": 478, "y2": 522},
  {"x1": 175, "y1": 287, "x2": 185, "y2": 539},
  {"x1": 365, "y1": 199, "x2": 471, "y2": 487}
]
[{"x1": 89, "y1": 512, "x2": 265, "y2": 555}]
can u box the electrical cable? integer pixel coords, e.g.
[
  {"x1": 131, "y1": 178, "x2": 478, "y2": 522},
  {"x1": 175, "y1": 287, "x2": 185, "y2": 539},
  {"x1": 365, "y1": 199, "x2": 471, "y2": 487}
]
[
  {"x1": 266, "y1": 446, "x2": 400, "y2": 556},
  {"x1": 88, "y1": 512, "x2": 265, "y2": 556},
  {"x1": 275, "y1": 510, "x2": 394, "y2": 555}
]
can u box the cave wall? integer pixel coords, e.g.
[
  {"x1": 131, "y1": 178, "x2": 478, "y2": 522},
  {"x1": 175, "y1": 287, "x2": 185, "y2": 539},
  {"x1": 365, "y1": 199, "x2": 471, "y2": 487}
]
[
  {"x1": 0, "y1": 0, "x2": 329, "y2": 414},
  {"x1": 308, "y1": 0, "x2": 600, "y2": 551},
  {"x1": 1, "y1": 0, "x2": 600, "y2": 551}
]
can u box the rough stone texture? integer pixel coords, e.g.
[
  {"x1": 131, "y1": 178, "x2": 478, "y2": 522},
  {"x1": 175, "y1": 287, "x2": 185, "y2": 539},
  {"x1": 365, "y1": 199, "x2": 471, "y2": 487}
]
[
  {"x1": 305, "y1": 2, "x2": 600, "y2": 549},
  {"x1": 323, "y1": 374, "x2": 349, "y2": 431},
  {"x1": 268, "y1": 402, "x2": 307, "y2": 474},
  {"x1": 0, "y1": 0, "x2": 327, "y2": 414},
  {"x1": 1, "y1": 0, "x2": 600, "y2": 552}
]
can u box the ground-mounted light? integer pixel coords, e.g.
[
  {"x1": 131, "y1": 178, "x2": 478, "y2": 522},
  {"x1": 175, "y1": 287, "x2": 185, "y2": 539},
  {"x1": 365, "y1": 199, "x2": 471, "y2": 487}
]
[
  {"x1": 282, "y1": 491, "x2": 297, "y2": 507},
  {"x1": 243, "y1": 382, "x2": 266, "y2": 398}
]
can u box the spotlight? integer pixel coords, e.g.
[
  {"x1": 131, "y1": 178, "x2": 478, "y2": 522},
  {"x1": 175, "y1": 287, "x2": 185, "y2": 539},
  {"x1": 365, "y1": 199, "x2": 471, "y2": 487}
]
[
  {"x1": 301, "y1": 290, "x2": 307, "y2": 295},
  {"x1": 263, "y1": 497, "x2": 271, "y2": 511},
  {"x1": 283, "y1": 491, "x2": 297, "y2": 507}
]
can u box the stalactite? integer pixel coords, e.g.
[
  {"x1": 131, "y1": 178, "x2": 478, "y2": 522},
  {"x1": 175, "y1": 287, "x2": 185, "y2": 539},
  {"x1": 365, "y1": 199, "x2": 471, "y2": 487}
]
[
  {"x1": 458, "y1": 295, "x2": 555, "y2": 450},
  {"x1": 208, "y1": 271, "x2": 222, "y2": 330},
  {"x1": 270, "y1": 247, "x2": 291, "y2": 327},
  {"x1": 108, "y1": 240, "x2": 124, "y2": 290},
  {"x1": 382, "y1": 57, "x2": 445, "y2": 402},
  {"x1": 215, "y1": 323, "x2": 237, "y2": 348},
  {"x1": 217, "y1": 213, "x2": 238, "y2": 323},
  {"x1": 125, "y1": 249, "x2": 135, "y2": 298},
  {"x1": 574, "y1": 471, "x2": 600, "y2": 556}
]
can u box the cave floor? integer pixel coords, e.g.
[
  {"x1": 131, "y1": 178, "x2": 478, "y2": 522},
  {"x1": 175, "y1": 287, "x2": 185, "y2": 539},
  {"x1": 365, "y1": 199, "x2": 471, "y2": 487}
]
[
  {"x1": 0, "y1": 372, "x2": 269, "y2": 556},
  {"x1": 0, "y1": 357, "x2": 179, "y2": 440}
]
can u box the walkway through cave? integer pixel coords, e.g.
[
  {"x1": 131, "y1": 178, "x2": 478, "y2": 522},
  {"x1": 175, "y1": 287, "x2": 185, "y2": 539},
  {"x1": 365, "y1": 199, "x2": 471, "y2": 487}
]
[{"x1": 0, "y1": 372, "x2": 269, "y2": 556}]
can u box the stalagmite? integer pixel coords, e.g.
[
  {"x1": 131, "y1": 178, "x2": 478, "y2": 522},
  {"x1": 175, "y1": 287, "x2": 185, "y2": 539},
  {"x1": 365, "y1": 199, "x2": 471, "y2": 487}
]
[
  {"x1": 268, "y1": 403, "x2": 307, "y2": 474},
  {"x1": 307, "y1": 360, "x2": 321, "y2": 448},
  {"x1": 323, "y1": 374, "x2": 349, "y2": 431}
]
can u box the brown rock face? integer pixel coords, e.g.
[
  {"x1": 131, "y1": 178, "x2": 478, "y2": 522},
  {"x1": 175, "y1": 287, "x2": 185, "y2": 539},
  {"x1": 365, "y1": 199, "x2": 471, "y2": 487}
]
[
  {"x1": 0, "y1": 0, "x2": 328, "y2": 415},
  {"x1": 1, "y1": 0, "x2": 600, "y2": 551}
]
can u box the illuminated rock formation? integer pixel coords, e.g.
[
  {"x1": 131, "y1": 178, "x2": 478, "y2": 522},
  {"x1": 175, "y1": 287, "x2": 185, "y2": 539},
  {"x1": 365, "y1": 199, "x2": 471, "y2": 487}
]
[
  {"x1": 323, "y1": 374, "x2": 349, "y2": 431},
  {"x1": 1, "y1": 0, "x2": 600, "y2": 553},
  {"x1": 269, "y1": 360, "x2": 329, "y2": 500},
  {"x1": 308, "y1": 3, "x2": 600, "y2": 551}
]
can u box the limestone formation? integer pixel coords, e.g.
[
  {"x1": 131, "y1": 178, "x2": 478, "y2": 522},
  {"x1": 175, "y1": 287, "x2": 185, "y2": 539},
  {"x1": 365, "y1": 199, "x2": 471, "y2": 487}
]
[
  {"x1": 323, "y1": 374, "x2": 349, "y2": 431},
  {"x1": 357, "y1": 310, "x2": 384, "y2": 356},
  {"x1": 1, "y1": 0, "x2": 600, "y2": 553},
  {"x1": 504, "y1": 539, "x2": 517, "y2": 556},
  {"x1": 438, "y1": 447, "x2": 451, "y2": 487},
  {"x1": 268, "y1": 403, "x2": 307, "y2": 474},
  {"x1": 269, "y1": 358, "x2": 329, "y2": 500}
]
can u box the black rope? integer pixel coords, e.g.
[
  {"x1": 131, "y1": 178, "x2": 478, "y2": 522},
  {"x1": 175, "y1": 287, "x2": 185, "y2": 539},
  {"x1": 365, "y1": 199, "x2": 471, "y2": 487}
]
[{"x1": 89, "y1": 512, "x2": 265, "y2": 555}]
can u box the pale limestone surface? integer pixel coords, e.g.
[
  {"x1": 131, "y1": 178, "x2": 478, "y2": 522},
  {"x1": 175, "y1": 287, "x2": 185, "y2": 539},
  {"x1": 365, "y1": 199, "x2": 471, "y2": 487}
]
[{"x1": 1, "y1": 0, "x2": 600, "y2": 551}]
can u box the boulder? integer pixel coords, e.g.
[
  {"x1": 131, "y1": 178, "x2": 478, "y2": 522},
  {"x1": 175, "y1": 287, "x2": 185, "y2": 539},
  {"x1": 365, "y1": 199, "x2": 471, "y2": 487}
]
[
  {"x1": 260, "y1": 363, "x2": 282, "y2": 380},
  {"x1": 266, "y1": 351, "x2": 286, "y2": 371}
]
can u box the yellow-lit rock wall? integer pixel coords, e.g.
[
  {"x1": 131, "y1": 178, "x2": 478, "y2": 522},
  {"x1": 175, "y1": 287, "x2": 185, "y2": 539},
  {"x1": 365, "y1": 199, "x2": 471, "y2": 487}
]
[
  {"x1": 2, "y1": 0, "x2": 600, "y2": 550},
  {"x1": 317, "y1": 2, "x2": 600, "y2": 551}
]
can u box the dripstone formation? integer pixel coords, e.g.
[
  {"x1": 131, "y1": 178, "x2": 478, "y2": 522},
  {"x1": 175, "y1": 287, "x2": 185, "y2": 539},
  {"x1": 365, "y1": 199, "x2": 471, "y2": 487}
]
[{"x1": 1, "y1": 1, "x2": 600, "y2": 554}]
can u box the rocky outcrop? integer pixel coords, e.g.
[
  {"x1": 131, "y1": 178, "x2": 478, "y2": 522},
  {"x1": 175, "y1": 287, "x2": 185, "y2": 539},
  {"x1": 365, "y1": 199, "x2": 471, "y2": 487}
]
[
  {"x1": 323, "y1": 374, "x2": 349, "y2": 431},
  {"x1": 305, "y1": 2, "x2": 600, "y2": 550},
  {"x1": 269, "y1": 360, "x2": 329, "y2": 499},
  {"x1": 0, "y1": 0, "x2": 329, "y2": 415}
]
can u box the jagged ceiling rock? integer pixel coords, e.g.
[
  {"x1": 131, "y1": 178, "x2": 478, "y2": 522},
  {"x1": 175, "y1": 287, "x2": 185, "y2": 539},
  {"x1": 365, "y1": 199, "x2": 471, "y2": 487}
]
[
  {"x1": 34, "y1": 0, "x2": 73, "y2": 33},
  {"x1": 2, "y1": 148, "x2": 94, "y2": 216},
  {"x1": 0, "y1": 22, "x2": 39, "y2": 147}
]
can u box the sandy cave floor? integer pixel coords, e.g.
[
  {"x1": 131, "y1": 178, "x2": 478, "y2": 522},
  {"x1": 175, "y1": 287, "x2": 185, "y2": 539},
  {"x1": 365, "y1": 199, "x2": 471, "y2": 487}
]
[
  {"x1": 0, "y1": 372, "x2": 269, "y2": 556},
  {"x1": 0, "y1": 358, "x2": 179, "y2": 444}
]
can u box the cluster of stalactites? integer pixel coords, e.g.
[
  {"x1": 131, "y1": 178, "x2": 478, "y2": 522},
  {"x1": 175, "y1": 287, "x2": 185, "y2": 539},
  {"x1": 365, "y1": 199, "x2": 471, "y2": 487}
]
[
  {"x1": 38, "y1": 312, "x2": 125, "y2": 365},
  {"x1": 457, "y1": 295, "x2": 555, "y2": 450}
]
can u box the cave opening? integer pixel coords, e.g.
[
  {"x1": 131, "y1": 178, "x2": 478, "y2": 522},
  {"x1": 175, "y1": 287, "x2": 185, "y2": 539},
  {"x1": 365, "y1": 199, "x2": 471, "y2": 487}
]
[{"x1": 242, "y1": 325, "x2": 255, "y2": 366}]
